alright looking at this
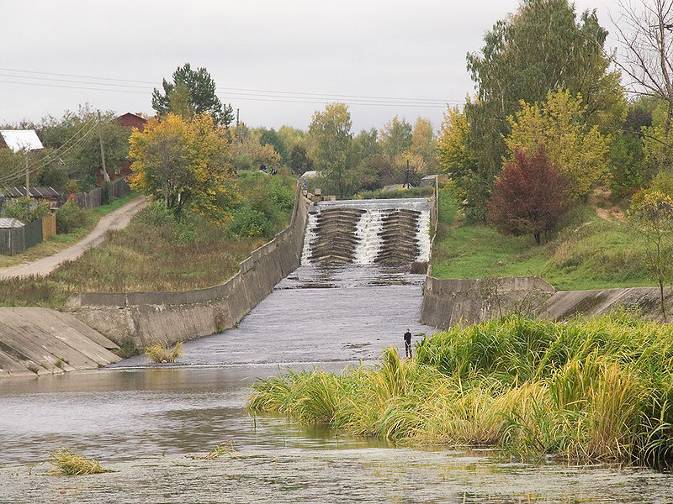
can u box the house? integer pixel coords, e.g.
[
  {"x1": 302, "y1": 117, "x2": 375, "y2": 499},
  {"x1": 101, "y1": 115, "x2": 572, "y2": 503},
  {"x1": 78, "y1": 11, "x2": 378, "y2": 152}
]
[
  {"x1": 0, "y1": 129, "x2": 44, "y2": 152},
  {"x1": 112, "y1": 112, "x2": 148, "y2": 180},
  {"x1": 116, "y1": 112, "x2": 147, "y2": 131}
]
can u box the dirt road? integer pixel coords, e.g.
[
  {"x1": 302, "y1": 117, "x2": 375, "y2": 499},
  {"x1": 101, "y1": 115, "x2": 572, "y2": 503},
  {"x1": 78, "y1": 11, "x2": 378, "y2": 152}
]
[{"x1": 0, "y1": 196, "x2": 147, "y2": 280}]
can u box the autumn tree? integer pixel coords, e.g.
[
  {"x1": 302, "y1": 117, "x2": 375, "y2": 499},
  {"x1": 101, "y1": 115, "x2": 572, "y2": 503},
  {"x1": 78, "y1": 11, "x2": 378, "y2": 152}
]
[
  {"x1": 379, "y1": 116, "x2": 412, "y2": 159},
  {"x1": 308, "y1": 103, "x2": 353, "y2": 198},
  {"x1": 464, "y1": 0, "x2": 625, "y2": 217},
  {"x1": 628, "y1": 189, "x2": 673, "y2": 319},
  {"x1": 129, "y1": 113, "x2": 237, "y2": 221},
  {"x1": 410, "y1": 117, "x2": 437, "y2": 174},
  {"x1": 230, "y1": 125, "x2": 281, "y2": 172},
  {"x1": 152, "y1": 64, "x2": 234, "y2": 127},
  {"x1": 506, "y1": 90, "x2": 610, "y2": 199},
  {"x1": 488, "y1": 147, "x2": 570, "y2": 244}
]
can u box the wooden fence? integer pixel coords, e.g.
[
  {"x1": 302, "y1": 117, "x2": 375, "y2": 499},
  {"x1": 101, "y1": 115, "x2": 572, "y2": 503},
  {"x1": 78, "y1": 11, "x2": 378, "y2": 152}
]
[
  {"x1": 75, "y1": 179, "x2": 130, "y2": 209},
  {"x1": 42, "y1": 213, "x2": 56, "y2": 241}
]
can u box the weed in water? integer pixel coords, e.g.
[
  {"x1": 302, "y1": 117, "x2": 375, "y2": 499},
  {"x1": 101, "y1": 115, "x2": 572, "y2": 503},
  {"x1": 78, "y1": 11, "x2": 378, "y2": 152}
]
[{"x1": 145, "y1": 341, "x2": 183, "y2": 363}]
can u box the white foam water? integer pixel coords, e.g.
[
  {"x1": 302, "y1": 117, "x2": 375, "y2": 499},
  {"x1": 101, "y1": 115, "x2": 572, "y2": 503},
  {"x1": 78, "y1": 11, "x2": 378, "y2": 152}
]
[
  {"x1": 415, "y1": 211, "x2": 431, "y2": 263},
  {"x1": 353, "y1": 210, "x2": 384, "y2": 265},
  {"x1": 301, "y1": 212, "x2": 319, "y2": 265}
]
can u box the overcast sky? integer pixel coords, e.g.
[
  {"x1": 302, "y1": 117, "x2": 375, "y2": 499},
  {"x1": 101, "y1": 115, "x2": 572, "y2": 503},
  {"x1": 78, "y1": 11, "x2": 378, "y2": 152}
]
[{"x1": 1, "y1": 0, "x2": 622, "y2": 131}]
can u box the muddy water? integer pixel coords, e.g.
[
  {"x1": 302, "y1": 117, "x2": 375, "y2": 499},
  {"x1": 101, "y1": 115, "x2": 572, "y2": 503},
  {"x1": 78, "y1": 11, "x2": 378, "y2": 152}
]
[{"x1": 2, "y1": 199, "x2": 673, "y2": 501}]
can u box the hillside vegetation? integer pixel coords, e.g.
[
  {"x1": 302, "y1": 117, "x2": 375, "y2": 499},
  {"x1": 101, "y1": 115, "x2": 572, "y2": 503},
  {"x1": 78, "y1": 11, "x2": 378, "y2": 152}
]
[
  {"x1": 0, "y1": 173, "x2": 295, "y2": 307},
  {"x1": 430, "y1": 188, "x2": 649, "y2": 291}
]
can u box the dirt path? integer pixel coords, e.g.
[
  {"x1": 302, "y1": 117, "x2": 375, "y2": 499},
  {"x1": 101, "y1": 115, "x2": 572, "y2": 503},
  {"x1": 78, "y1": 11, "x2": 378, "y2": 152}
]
[{"x1": 0, "y1": 196, "x2": 147, "y2": 280}]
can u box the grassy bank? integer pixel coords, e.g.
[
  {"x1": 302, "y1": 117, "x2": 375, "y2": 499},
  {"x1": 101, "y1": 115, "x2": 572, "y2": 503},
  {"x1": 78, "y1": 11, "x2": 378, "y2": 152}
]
[
  {"x1": 0, "y1": 173, "x2": 295, "y2": 307},
  {"x1": 249, "y1": 314, "x2": 673, "y2": 467},
  {"x1": 431, "y1": 189, "x2": 649, "y2": 290},
  {"x1": 0, "y1": 193, "x2": 137, "y2": 269}
]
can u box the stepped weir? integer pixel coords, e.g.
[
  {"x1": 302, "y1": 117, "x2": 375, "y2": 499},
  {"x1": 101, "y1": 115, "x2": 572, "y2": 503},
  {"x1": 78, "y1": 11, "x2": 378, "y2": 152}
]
[{"x1": 301, "y1": 198, "x2": 431, "y2": 268}]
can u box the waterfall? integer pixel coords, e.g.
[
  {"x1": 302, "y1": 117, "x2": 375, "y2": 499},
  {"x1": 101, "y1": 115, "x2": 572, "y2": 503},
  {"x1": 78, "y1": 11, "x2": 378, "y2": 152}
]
[
  {"x1": 415, "y1": 211, "x2": 431, "y2": 263},
  {"x1": 301, "y1": 212, "x2": 319, "y2": 265},
  {"x1": 353, "y1": 210, "x2": 383, "y2": 265}
]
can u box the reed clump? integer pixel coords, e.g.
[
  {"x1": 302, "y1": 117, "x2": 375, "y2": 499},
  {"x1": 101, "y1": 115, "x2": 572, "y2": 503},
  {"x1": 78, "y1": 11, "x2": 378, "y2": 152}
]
[
  {"x1": 145, "y1": 341, "x2": 183, "y2": 363},
  {"x1": 248, "y1": 313, "x2": 673, "y2": 468},
  {"x1": 49, "y1": 449, "x2": 111, "y2": 476}
]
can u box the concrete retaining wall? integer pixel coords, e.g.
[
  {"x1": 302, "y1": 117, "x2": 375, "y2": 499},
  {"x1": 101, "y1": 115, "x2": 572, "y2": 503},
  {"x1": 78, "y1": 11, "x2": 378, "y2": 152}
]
[
  {"x1": 0, "y1": 308, "x2": 121, "y2": 379},
  {"x1": 73, "y1": 187, "x2": 311, "y2": 347},
  {"x1": 420, "y1": 276, "x2": 556, "y2": 329}
]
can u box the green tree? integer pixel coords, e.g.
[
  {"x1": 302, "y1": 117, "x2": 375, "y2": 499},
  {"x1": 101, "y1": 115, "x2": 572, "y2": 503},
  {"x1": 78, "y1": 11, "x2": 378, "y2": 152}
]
[
  {"x1": 380, "y1": 116, "x2": 412, "y2": 159},
  {"x1": 288, "y1": 144, "x2": 314, "y2": 175},
  {"x1": 410, "y1": 117, "x2": 437, "y2": 174},
  {"x1": 628, "y1": 189, "x2": 673, "y2": 319},
  {"x1": 464, "y1": 0, "x2": 625, "y2": 216},
  {"x1": 152, "y1": 63, "x2": 235, "y2": 127},
  {"x1": 308, "y1": 103, "x2": 353, "y2": 198}
]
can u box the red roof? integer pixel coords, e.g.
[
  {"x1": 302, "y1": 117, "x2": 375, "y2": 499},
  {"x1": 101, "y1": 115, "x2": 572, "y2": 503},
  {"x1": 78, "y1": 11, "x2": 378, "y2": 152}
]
[{"x1": 116, "y1": 112, "x2": 147, "y2": 131}]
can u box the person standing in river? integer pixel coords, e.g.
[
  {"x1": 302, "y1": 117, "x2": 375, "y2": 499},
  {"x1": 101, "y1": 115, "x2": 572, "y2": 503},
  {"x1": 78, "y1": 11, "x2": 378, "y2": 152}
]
[{"x1": 404, "y1": 329, "x2": 412, "y2": 358}]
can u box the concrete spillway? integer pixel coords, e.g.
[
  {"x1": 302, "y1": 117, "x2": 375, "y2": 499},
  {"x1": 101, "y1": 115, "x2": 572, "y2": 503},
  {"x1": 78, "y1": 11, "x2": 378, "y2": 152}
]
[{"x1": 302, "y1": 198, "x2": 431, "y2": 268}]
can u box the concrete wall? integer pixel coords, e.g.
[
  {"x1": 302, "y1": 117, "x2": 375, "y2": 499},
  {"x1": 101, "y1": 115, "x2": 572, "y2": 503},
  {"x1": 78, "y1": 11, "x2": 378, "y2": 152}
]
[
  {"x1": 73, "y1": 187, "x2": 311, "y2": 347},
  {"x1": 0, "y1": 307, "x2": 121, "y2": 379},
  {"x1": 420, "y1": 276, "x2": 556, "y2": 329}
]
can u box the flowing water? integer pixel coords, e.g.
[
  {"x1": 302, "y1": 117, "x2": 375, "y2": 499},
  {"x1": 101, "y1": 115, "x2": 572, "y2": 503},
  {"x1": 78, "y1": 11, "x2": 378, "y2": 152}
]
[{"x1": 1, "y1": 198, "x2": 672, "y2": 502}]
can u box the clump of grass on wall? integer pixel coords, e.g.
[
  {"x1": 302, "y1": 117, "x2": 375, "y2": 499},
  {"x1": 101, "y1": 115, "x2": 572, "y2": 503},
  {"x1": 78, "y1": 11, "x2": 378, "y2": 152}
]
[
  {"x1": 248, "y1": 314, "x2": 673, "y2": 468},
  {"x1": 49, "y1": 449, "x2": 111, "y2": 476}
]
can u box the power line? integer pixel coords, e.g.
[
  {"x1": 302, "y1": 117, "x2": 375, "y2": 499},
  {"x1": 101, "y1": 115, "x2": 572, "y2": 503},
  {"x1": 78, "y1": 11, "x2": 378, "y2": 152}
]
[{"x1": 0, "y1": 67, "x2": 462, "y2": 107}]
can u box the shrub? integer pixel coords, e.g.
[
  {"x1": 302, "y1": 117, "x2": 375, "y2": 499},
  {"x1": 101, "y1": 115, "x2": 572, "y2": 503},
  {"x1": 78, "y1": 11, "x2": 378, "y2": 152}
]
[
  {"x1": 4, "y1": 197, "x2": 50, "y2": 223},
  {"x1": 49, "y1": 449, "x2": 110, "y2": 475},
  {"x1": 229, "y1": 205, "x2": 272, "y2": 238},
  {"x1": 488, "y1": 147, "x2": 570, "y2": 244},
  {"x1": 56, "y1": 200, "x2": 87, "y2": 233}
]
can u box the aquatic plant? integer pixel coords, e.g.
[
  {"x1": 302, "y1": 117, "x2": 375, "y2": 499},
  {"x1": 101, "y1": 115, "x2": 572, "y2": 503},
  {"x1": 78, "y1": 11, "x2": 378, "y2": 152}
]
[
  {"x1": 145, "y1": 341, "x2": 183, "y2": 363},
  {"x1": 189, "y1": 441, "x2": 238, "y2": 460},
  {"x1": 248, "y1": 314, "x2": 673, "y2": 467},
  {"x1": 49, "y1": 449, "x2": 110, "y2": 476}
]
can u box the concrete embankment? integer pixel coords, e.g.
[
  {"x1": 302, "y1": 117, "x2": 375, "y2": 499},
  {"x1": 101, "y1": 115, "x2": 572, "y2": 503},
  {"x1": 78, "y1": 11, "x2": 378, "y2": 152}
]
[
  {"x1": 420, "y1": 275, "x2": 672, "y2": 328},
  {"x1": 0, "y1": 308, "x2": 120, "y2": 378},
  {"x1": 71, "y1": 191, "x2": 311, "y2": 347}
]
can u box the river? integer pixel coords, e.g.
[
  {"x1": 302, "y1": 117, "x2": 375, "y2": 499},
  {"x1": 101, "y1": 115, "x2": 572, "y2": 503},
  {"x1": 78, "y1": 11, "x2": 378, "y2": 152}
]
[{"x1": 1, "y1": 199, "x2": 672, "y2": 502}]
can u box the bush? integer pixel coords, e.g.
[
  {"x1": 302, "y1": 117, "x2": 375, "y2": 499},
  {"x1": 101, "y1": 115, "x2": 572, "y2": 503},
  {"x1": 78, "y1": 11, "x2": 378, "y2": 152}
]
[
  {"x1": 229, "y1": 205, "x2": 272, "y2": 238},
  {"x1": 4, "y1": 197, "x2": 50, "y2": 223},
  {"x1": 56, "y1": 200, "x2": 87, "y2": 233}
]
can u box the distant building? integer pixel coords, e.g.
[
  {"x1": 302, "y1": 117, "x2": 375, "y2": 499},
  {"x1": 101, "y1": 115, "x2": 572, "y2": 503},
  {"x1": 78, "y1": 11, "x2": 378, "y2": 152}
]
[
  {"x1": 116, "y1": 112, "x2": 147, "y2": 131},
  {"x1": 0, "y1": 130, "x2": 44, "y2": 152},
  {"x1": 112, "y1": 113, "x2": 148, "y2": 181},
  {"x1": 0, "y1": 187, "x2": 62, "y2": 210}
]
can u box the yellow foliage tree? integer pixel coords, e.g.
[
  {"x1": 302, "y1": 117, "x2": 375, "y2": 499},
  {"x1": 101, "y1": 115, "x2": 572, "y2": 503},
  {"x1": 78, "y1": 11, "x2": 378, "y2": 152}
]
[
  {"x1": 436, "y1": 107, "x2": 476, "y2": 179},
  {"x1": 506, "y1": 90, "x2": 610, "y2": 199},
  {"x1": 129, "y1": 113, "x2": 237, "y2": 221}
]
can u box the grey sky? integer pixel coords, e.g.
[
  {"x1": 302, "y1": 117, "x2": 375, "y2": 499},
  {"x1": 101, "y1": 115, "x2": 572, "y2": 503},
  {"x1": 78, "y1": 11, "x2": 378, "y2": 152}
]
[{"x1": 1, "y1": 0, "x2": 621, "y2": 131}]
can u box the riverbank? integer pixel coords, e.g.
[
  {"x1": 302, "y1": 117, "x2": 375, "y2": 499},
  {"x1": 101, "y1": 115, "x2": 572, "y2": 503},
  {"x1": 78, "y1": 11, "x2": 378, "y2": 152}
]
[{"x1": 249, "y1": 314, "x2": 673, "y2": 468}]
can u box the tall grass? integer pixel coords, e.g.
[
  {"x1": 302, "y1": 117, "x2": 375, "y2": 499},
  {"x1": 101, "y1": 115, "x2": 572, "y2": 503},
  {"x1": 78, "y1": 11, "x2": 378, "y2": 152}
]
[
  {"x1": 248, "y1": 314, "x2": 673, "y2": 467},
  {"x1": 145, "y1": 341, "x2": 183, "y2": 363}
]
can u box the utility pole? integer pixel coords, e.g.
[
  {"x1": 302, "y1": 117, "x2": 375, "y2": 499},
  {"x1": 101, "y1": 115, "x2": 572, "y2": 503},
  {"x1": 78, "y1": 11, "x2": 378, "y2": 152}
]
[
  {"x1": 236, "y1": 108, "x2": 240, "y2": 128},
  {"x1": 97, "y1": 110, "x2": 110, "y2": 183},
  {"x1": 405, "y1": 159, "x2": 410, "y2": 188},
  {"x1": 24, "y1": 152, "x2": 30, "y2": 197}
]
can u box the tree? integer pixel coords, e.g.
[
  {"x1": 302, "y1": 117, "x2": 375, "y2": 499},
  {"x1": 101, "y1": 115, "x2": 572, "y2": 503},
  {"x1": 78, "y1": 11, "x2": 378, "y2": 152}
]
[
  {"x1": 410, "y1": 117, "x2": 437, "y2": 174},
  {"x1": 308, "y1": 103, "x2": 352, "y2": 198},
  {"x1": 257, "y1": 128, "x2": 287, "y2": 163},
  {"x1": 506, "y1": 90, "x2": 611, "y2": 199},
  {"x1": 437, "y1": 107, "x2": 478, "y2": 182},
  {"x1": 168, "y1": 82, "x2": 195, "y2": 119},
  {"x1": 380, "y1": 116, "x2": 412, "y2": 159},
  {"x1": 614, "y1": 0, "x2": 673, "y2": 133},
  {"x1": 230, "y1": 127, "x2": 281, "y2": 172},
  {"x1": 152, "y1": 63, "x2": 234, "y2": 127},
  {"x1": 488, "y1": 147, "x2": 570, "y2": 244},
  {"x1": 628, "y1": 189, "x2": 673, "y2": 319},
  {"x1": 39, "y1": 106, "x2": 131, "y2": 189},
  {"x1": 288, "y1": 144, "x2": 314, "y2": 175},
  {"x1": 129, "y1": 113, "x2": 237, "y2": 221},
  {"x1": 464, "y1": 0, "x2": 625, "y2": 215}
]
